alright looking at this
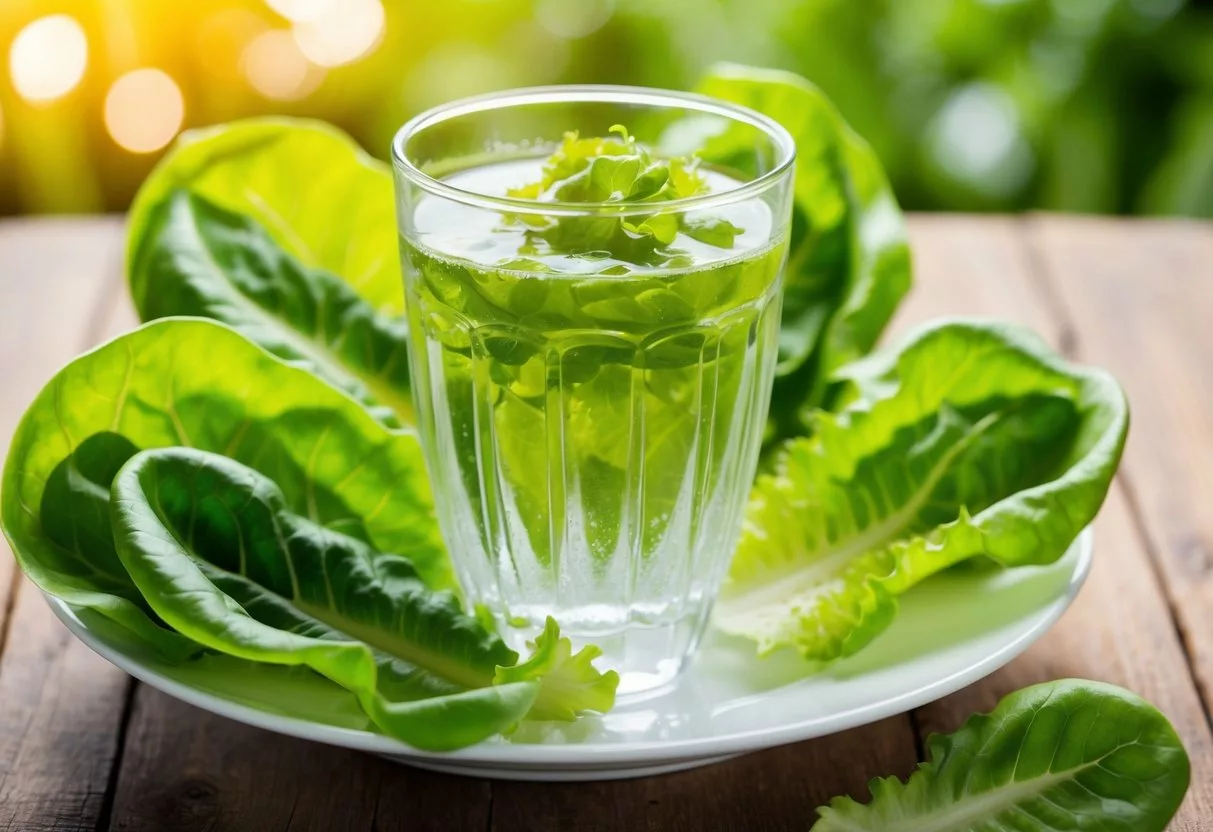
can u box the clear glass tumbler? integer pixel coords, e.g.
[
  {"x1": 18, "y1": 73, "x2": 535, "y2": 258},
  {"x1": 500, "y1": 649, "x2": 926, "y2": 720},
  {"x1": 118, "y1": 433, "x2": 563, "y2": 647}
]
[{"x1": 392, "y1": 87, "x2": 794, "y2": 696}]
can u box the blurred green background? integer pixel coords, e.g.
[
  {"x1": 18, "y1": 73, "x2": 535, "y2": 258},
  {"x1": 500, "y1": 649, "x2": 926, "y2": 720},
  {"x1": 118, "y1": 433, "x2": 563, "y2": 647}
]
[{"x1": 2, "y1": 0, "x2": 1211, "y2": 217}]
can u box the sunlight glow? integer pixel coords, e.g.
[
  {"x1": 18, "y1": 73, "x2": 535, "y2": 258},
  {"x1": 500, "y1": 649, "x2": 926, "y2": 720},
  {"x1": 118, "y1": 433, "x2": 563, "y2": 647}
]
[
  {"x1": 197, "y1": 9, "x2": 268, "y2": 83},
  {"x1": 292, "y1": 0, "x2": 385, "y2": 67},
  {"x1": 104, "y1": 69, "x2": 185, "y2": 154},
  {"x1": 9, "y1": 15, "x2": 89, "y2": 103},
  {"x1": 242, "y1": 30, "x2": 324, "y2": 100},
  {"x1": 266, "y1": 0, "x2": 340, "y2": 23}
]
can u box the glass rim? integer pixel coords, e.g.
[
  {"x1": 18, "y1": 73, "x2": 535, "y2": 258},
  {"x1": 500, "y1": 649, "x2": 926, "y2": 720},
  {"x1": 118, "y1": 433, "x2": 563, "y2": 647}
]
[{"x1": 391, "y1": 84, "x2": 797, "y2": 218}]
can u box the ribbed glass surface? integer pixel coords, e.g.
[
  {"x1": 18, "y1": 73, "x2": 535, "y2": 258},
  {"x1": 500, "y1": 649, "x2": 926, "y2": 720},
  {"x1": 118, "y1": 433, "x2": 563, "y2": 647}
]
[{"x1": 404, "y1": 244, "x2": 784, "y2": 693}]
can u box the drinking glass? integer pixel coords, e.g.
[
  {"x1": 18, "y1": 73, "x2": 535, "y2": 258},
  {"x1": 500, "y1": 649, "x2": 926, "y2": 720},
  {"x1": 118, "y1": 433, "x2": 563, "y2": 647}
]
[{"x1": 392, "y1": 87, "x2": 795, "y2": 696}]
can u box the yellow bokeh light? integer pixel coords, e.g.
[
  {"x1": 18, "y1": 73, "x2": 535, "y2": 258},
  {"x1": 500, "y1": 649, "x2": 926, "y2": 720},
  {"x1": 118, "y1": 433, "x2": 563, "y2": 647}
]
[
  {"x1": 292, "y1": 0, "x2": 385, "y2": 67},
  {"x1": 9, "y1": 15, "x2": 89, "y2": 103},
  {"x1": 242, "y1": 30, "x2": 324, "y2": 101},
  {"x1": 104, "y1": 69, "x2": 185, "y2": 154},
  {"x1": 267, "y1": 0, "x2": 340, "y2": 23}
]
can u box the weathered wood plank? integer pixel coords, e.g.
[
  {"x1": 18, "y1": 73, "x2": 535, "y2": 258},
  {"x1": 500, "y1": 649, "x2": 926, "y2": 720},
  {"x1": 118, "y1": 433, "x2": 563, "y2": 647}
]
[
  {"x1": 0, "y1": 218, "x2": 133, "y2": 831},
  {"x1": 893, "y1": 215, "x2": 1213, "y2": 830},
  {"x1": 0, "y1": 589, "x2": 133, "y2": 831},
  {"x1": 893, "y1": 215, "x2": 1066, "y2": 342},
  {"x1": 491, "y1": 719, "x2": 916, "y2": 832},
  {"x1": 1023, "y1": 215, "x2": 1213, "y2": 828},
  {"x1": 0, "y1": 218, "x2": 125, "y2": 639},
  {"x1": 105, "y1": 688, "x2": 489, "y2": 832}
]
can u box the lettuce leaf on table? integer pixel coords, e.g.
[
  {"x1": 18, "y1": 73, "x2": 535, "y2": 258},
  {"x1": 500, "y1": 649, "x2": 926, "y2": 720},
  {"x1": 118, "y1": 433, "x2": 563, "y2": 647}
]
[
  {"x1": 813, "y1": 680, "x2": 1189, "y2": 832},
  {"x1": 698, "y1": 64, "x2": 913, "y2": 441},
  {"x1": 716, "y1": 319, "x2": 1128, "y2": 662},
  {"x1": 126, "y1": 120, "x2": 414, "y2": 427}
]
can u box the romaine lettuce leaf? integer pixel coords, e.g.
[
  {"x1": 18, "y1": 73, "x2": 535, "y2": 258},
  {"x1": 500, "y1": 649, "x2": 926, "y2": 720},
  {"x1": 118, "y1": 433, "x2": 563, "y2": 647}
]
[
  {"x1": 813, "y1": 679, "x2": 1189, "y2": 831},
  {"x1": 698, "y1": 64, "x2": 913, "y2": 441},
  {"x1": 110, "y1": 447, "x2": 616, "y2": 749},
  {"x1": 127, "y1": 117, "x2": 401, "y2": 313},
  {"x1": 131, "y1": 190, "x2": 413, "y2": 427},
  {"x1": 716, "y1": 319, "x2": 1128, "y2": 661},
  {"x1": 1, "y1": 317, "x2": 454, "y2": 644}
]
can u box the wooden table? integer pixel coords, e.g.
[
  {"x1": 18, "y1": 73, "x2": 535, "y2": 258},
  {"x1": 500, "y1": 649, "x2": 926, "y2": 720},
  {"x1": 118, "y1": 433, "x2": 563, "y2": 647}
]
[{"x1": 1, "y1": 216, "x2": 1211, "y2": 831}]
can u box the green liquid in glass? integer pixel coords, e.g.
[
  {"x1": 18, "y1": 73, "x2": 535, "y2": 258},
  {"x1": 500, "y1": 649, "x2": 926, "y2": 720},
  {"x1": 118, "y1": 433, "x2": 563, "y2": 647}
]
[{"x1": 402, "y1": 155, "x2": 785, "y2": 692}]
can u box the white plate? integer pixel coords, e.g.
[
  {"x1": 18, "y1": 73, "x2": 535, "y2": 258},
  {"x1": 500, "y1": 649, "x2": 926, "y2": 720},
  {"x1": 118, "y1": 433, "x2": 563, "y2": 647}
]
[{"x1": 47, "y1": 528, "x2": 1091, "y2": 781}]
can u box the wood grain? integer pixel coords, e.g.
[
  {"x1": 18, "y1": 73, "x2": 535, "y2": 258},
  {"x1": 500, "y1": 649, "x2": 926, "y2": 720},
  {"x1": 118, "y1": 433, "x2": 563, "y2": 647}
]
[
  {"x1": 105, "y1": 688, "x2": 489, "y2": 832},
  {"x1": 0, "y1": 218, "x2": 125, "y2": 639},
  {"x1": 491, "y1": 719, "x2": 917, "y2": 832},
  {"x1": 0, "y1": 218, "x2": 133, "y2": 831},
  {"x1": 1023, "y1": 216, "x2": 1213, "y2": 828},
  {"x1": 0, "y1": 589, "x2": 132, "y2": 831},
  {"x1": 894, "y1": 215, "x2": 1213, "y2": 830},
  {"x1": 893, "y1": 215, "x2": 1066, "y2": 343}
]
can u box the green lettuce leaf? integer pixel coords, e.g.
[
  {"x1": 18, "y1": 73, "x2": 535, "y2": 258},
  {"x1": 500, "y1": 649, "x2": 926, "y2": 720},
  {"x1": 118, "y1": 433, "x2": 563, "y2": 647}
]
[
  {"x1": 493, "y1": 618, "x2": 619, "y2": 722},
  {"x1": 131, "y1": 190, "x2": 412, "y2": 427},
  {"x1": 110, "y1": 447, "x2": 615, "y2": 750},
  {"x1": 32, "y1": 433, "x2": 197, "y2": 659},
  {"x1": 716, "y1": 319, "x2": 1128, "y2": 662},
  {"x1": 1, "y1": 317, "x2": 454, "y2": 653},
  {"x1": 813, "y1": 679, "x2": 1189, "y2": 832},
  {"x1": 697, "y1": 63, "x2": 913, "y2": 440},
  {"x1": 502, "y1": 125, "x2": 717, "y2": 268},
  {"x1": 127, "y1": 117, "x2": 401, "y2": 314}
]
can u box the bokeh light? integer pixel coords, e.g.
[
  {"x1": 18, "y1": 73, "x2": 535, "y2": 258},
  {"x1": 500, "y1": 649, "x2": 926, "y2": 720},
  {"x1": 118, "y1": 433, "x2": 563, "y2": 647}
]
[
  {"x1": 104, "y1": 69, "x2": 186, "y2": 154},
  {"x1": 242, "y1": 30, "x2": 324, "y2": 100},
  {"x1": 267, "y1": 0, "x2": 338, "y2": 23},
  {"x1": 292, "y1": 0, "x2": 385, "y2": 67},
  {"x1": 9, "y1": 15, "x2": 89, "y2": 104},
  {"x1": 926, "y1": 83, "x2": 1034, "y2": 199},
  {"x1": 535, "y1": 0, "x2": 614, "y2": 39},
  {"x1": 0, "y1": 0, "x2": 1209, "y2": 217}
]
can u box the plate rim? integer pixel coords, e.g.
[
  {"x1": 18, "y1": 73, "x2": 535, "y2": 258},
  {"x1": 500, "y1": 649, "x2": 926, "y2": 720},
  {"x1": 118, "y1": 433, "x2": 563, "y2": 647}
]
[{"x1": 45, "y1": 527, "x2": 1093, "y2": 768}]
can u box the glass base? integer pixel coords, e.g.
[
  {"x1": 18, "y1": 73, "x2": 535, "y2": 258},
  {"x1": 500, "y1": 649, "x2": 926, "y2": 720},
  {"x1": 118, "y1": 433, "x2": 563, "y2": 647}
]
[{"x1": 498, "y1": 605, "x2": 709, "y2": 699}]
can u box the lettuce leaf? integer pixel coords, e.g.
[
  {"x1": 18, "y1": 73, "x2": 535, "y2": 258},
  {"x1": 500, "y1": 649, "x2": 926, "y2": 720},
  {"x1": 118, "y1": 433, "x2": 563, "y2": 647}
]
[
  {"x1": 716, "y1": 319, "x2": 1128, "y2": 661},
  {"x1": 1, "y1": 317, "x2": 454, "y2": 638},
  {"x1": 110, "y1": 446, "x2": 615, "y2": 749},
  {"x1": 503, "y1": 125, "x2": 714, "y2": 269},
  {"x1": 1, "y1": 319, "x2": 616, "y2": 748},
  {"x1": 131, "y1": 190, "x2": 413, "y2": 427},
  {"x1": 127, "y1": 117, "x2": 401, "y2": 314},
  {"x1": 698, "y1": 64, "x2": 913, "y2": 441},
  {"x1": 813, "y1": 680, "x2": 1189, "y2": 832}
]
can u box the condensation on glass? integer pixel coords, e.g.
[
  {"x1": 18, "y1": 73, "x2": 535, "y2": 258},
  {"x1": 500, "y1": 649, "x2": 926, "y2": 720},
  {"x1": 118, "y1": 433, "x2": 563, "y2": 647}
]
[{"x1": 393, "y1": 87, "x2": 795, "y2": 695}]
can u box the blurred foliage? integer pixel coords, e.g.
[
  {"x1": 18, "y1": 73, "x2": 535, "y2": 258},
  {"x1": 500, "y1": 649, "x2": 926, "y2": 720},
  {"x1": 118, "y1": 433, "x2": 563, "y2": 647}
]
[{"x1": 1, "y1": 0, "x2": 1211, "y2": 217}]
